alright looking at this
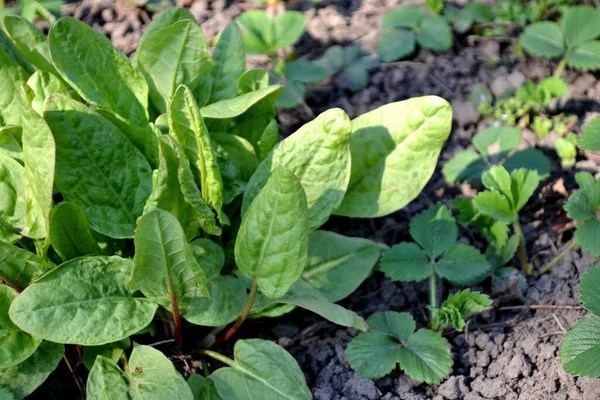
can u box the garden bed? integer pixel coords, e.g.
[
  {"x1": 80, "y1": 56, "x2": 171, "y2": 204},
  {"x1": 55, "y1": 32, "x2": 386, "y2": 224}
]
[{"x1": 21, "y1": 0, "x2": 600, "y2": 398}]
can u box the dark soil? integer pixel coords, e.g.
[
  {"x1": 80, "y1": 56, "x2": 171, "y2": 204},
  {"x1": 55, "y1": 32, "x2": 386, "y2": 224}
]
[{"x1": 40, "y1": 0, "x2": 600, "y2": 398}]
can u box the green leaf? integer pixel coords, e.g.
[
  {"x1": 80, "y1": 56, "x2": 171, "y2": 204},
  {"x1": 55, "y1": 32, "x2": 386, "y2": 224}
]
[
  {"x1": 169, "y1": 85, "x2": 224, "y2": 220},
  {"x1": 186, "y1": 239, "x2": 246, "y2": 326},
  {"x1": 380, "y1": 242, "x2": 432, "y2": 282},
  {"x1": 538, "y1": 77, "x2": 569, "y2": 98},
  {"x1": 131, "y1": 209, "x2": 209, "y2": 323},
  {"x1": 0, "y1": 285, "x2": 41, "y2": 369},
  {"x1": 377, "y1": 29, "x2": 416, "y2": 63},
  {"x1": 381, "y1": 7, "x2": 422, "y2": 29},
  {"x1": 86, "y1": 356, "x2": 130, "y2": 400},
  {"x1": 284, "y1": 60, "x2": 329, "y2": 83},
  {"x1": 26, "y1": 70, "x2": 69, "y2": 116},
  {"x1": 0, "y1": 46, "x2": 29, "y2": 127},
  {"x1": 410, "y1": 204, "x2": 457, "y2": 258},
  {"x1": 256, "y1": 119, "x2": 279, "y2": 162},
  {"x1": 243, "y1": 108, "x2": 351, "y2": 230},
  {"x1": 273, "y1": 79, "x2": 304, "y2": 109},
  {"x1": 580, "y1": 263, "x2": 600, "y2": 316},
  {"x1": 236, "y1": 11, "x2": 272, "y2": 54},
  {"x1": 398, "y1": 328, "x2": 452, "y2": 384},
  {"x1": 188, "y1": 374, "x2": 220, "y2": 400},
  {"x1": 49, "y1": 17, "x2": 149, "y2": 126},
  {"x1": 44, "y1": 95, "x2": 153, "y2": 239},
  {"x1": 135, "y1": 20, "x2": 213, "y2": 114},
  {"x1": 0, "y1": 153, "x2": 25, "y2": 243},
  {"x1": 368, "y1": 311, "x2": 415, "y2": 341},
  {"x1": 211, "y1": 132, "x2": 258, "y2": 205},
  {"x1": 0, "y1": 242, "x2": 54, "y2": 288},
  {"x1": 481, "y1": 165, "x2": 512, "y2": 199},
  {"x1": 472, "y1": 127, "x2": 521, "y2": 161},
  {"x1": 434, "y1": 289, "x2": 492, "y2": 331},
  {"x1": 0, "y1": 29, "x2": 33, "y2": 75},
  {"x1": 0, "y1": 341, "x2": 64, "y2": 399},
  {"x1": 435, "y1": 244, "x2": 491, "y2": 285},
  {"x1": 346, "y1": 331, "x2": 402, "y2": 379},
  {"x1": 417, "y1": 15, "x2": 452, "y2": 52},
  {"x1": 0, "y1": 387, "x2": 14, "y2": 400},
  {"x1": 465, "y1": 2, "x2": 492, "y2": 23},
  {"x1": 502, "y1": 148, "x2": 552, "y2": 178},
  {"x1": 575, "y1": 219, "x2": 600, "y2": 257},
  {"x1": 335, "y1": 96, "x2": 452, "y2": 218},
  {"x1": 235, "y1": 166, "x2": 309, "y2": 298},
  {"x1": 210, "y1": 339, "x2": 311, "y2": 400},
  {"x1": 520, "y1": 22, "x2": 565, "y2": 58},
  {"x1": 565, "y1": 41, "x2": 600, "y2": 71},
  {"x1": 201, "y1": 85, "x2": 283, "y2": 120},
  {"x1": 237, "y1": 69, "x2": 269, "y2": 95},
  {"x1": 82, "y1": 338, "x2": 131, "y2": 370},
  {"x1": 442, "y1": 150, "x2": 487, "y2": 183},
  {"x1": 510, "y1": 168, "x2": 541, "y2": 211},
  {"x1": 303, "y1": 230, "x2": 380, "y2": 302},
  {"x1": 3, "y1": 15, "x2": 56, "y2": 74},
  {"x1": 9, "y1": 256, "x2": 158, "y2": 345},
  {"x1": 272, "y1": 11, "x2": 306, "y2": 50},
  {"x1": 579, "y1": 116, "x2": 600, "y2": 151},
  {"x1": 561, "y1": 316, "x2": 600, "y2": 378},
  {"x1": 562, "y1": 6, "x2": 600, "y2": 49},
  {"x1": 251, "y1": 279, "x2": 368, "y2": 331},
  {"x1": 49, "y1": 202, "x2": 101, "y2": 261},
  {"x1": 564, "y1": 192, "x2": 596, "y2": 223},
  {"x1": 210, "y1": 22, "x2": 246, "y2": 103},
  {"x1": 575, "y1": 171, "x2": 600, "y2": 209},
  {"x1": 0, "y1": 126, "x2": 23, "y2": 164}
]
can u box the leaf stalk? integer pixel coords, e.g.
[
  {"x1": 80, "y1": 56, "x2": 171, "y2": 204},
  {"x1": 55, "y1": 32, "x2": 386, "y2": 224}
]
[
  {"x1": 513, "y1": 219, "x2": 529, "y2": 274},
  {"x1": 553, "y1": 59, "x2": 566, "y2": 78},
  {"x1": 198, "y1": 349, "x2": 236, "y2": 368},
  {"x1": 214, "y1": 281, "x2": 259, "y2": 345},
  {"x1": 539, "y1": 239, "x2": 578, "y2": 276},
  {"x1": 429, "y1": 274, "x2": 437, "y2": 321}
]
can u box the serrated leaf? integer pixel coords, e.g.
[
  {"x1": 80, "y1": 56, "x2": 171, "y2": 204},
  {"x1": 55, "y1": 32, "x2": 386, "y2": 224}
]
[
  {"x1": 440, "y1": 289, "x2": 492, "y2": 320},
  {"x1": 49, "y1": 202, "x2": 102, "y2": 261},
  {"x1": 236, "y1": 11, "x2": 272, "y2": 54},
  {"x1": 4, "y1": 15, "x2": 56, "y2": 74},
  {"x1": 243, "y1": 108, "x2": 351, "y2": 230},
  {"x1": 381, "y1": 7, "x2": 422, "y2": 29},
  {"x1": 380, "y1": 242, "x2": 432, "y2": 282},
  {"x1": 368, "y1": 311, "x2": 415, "y2": 341},
  {"x1": 131, "y1": 209, "x2": 209, "y2": 323},
  {"x1": 49, "y1": 17, "x2": 149, "y2": 126},
  {"x1": 272, "y1": 11, "x2": 306, "y2": 50},
  {"x1": 520, "y1": 22, "x2": 565, "y2": 58},
  {"x1": 303, "y1": 230, "x2": 380, "y2": 302},
  {"x1": 580, "y1": 263, "x2": 600, "y2": 316},
  {"x1": 561, "y1": 316, "x2": 600, "y2": 378},
  {"x1": 510, "y1": 168, "x2": 541, "y2": 211},
  {"x1": 564, "y1": 191, "x2": 597, "y2": 222},
  {"x1": 283, "y1": 60, "x2": 329, "y2": 83},
  {"x1": 442, "y1": 150, "x2": 487, "y2": 183},
  {"x1": 472, "y1": 127, "x2": 521, "y2": 161},
  {"x1": 473, "y1": 191, "x2": 514, "y2": 222},
  {"x1": 135, "y1": 19, "x2": 213, "y2": 114},
  {"x1": 9, "y1": 256, "x2": 158, "y2": 345},
  {"x1": 435, "y1": 244, "x2": 491, "y2": 285},
  {"x1": 210, "y1": 339, "x2": 311, "y2": 400},
  {"x1": 575, "y1": 219, "x2": 600, "y2": 257},
  {"x1": 562, "y1": 6, "x2": 600, "y2": 49},
  {"x1": 210, "y1": 22, "x2": 245, "y2": 103},
  {"x1": 378, "y1": 29, "x2": 416, "y2": 63},
  {"x1": 336, "y1": 96, "x2": 452, "y2": 217},
  {"x1": 236, "y1": 166, "x2": 309, "y2": 298},
  {"x1": 575, "y1": 171, "x2": 600, "y2": 209},
  {"x1": 188, "y1": 374, "x2": 220, "y2": 400},
  {"x1": 539, "y1": 77, "x2": 569, "y2": 98},
  {"x1": 417, "y1": 15, "x2": 452, "y2": 52},
  {"x1": 346, "y1": 331, "x2": 402, "y2": 379},
  {"x1": 82, "y1": 338, "x2": 131, "y2": 370},
  {"x1": 0, "y1": 285, "x2": 41, "y2": 369},
  {"x1": 0, "y1": 341, "x2": 64, "y2": 399},
  {"x1": 579, "y1": 116, "x2": 600, "y2": 151},
  {"x1": 410, "y1": 204, "x2": 457, "y2": 258},
  {"x1": 565, "y1": 41, "x2": 600, "y2": 71},
  {"x1": 398, "y1": 328, "x2": 452, "y2": 384},
  {"x1": 44, "y1": 95, "x2": 153, "y2": 239}
]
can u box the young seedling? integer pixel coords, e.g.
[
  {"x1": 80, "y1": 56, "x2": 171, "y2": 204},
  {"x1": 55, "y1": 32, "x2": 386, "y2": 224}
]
[
  {"x1": 542, "y1": 172, "x2": 600, "y2": 274},
  {"x1": 473, "y1": 166, "x2": 541, "y2": 274},
  {"x1": 520, "y1": 6, "x2": 600, "y2": 77},
  {"x1": 378, "y1": 6, "x2": 452, "y2": 62},
  {"x1": 380, "y1": 203, "x2": 491, "y2": 319},
  {"x1": 430, "y1": 289, "x2": 492, "y2": 332},
  {"x1": 443, "y1": 126, "x2": 551, "y2": 184},
  {"x1": 317, "y1": 45, "x2": 379, "y2": 92},
  {"x1": 578, "y1": 115, "x2": 600, "y2": 152},
  {"x1": 444, "y1": 2, "x2": 492, "y2": 34}
]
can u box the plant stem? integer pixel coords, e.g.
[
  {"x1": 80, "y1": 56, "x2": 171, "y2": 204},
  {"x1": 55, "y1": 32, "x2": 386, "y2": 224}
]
[
  {"x1": 513, "y1": 219, "x2": 529, "y2": 274},
  {"x1": 120, "y1": 353, "x2": 131, "y2": 376},
  {"x1": 553, "y1": 59, "x2": 566, "y2": 78},
  {"x1": 429, "y1": 274, "x2": 437, "y2": 321},
  {"x1": 214, "y1": 281, "x2": 258, "y2": 345},
  {"x1": 539, "y1": 239, "x2": 578, "y2": 276},
  {"x1": 198, "y1": 349, "x2": 236, "y2": 368},
  {"x1": 0, "y1": 273, "x2": 22, "y2": 293},
  {"x1": 63, "y1": 354, "x2": 85, "y2": 396}
]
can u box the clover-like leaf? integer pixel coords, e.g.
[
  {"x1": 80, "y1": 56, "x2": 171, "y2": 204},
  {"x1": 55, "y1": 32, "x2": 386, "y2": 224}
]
[
  {"x1": 575, "y1": 220, "x2": 600, "y2": 257},
  {"x1": 579, "y1": 116, "x2": 600, "y2": 151},
  {"x1": 472, "y1": 127, "x2": 521, "y2": 161},
  {"x1": 237, "y1": 10, "x2": 305, "y2": 55},
  {"x1": 377, "y1": 29, "x2": 416, "y2": 62},
  {"x1": 210, "y1": 339, "x2": 311, "y2": 400},
  {"x1": 561, "y1": 316, "x2": 600, "y2": 378},
  {"x1": 409, "y1": 204, "x2": 457, "y2": 259},
  {"x1": 520, "y1": 22, "x2": 565, "y2": 58},
  {"x1": 562, "y1": 6, "x2": 600, "y2": 49},
  {"x1": 565, "y1": 41, "x2": 600, "y2": 71},
  {"x1": 380, "y1": 242, "x2": 432, "y2": 282},
  {"x1": 416, "y1": 15, "x2": 452, "y2": 52},
  {"x1": 9, "y1": 256, "x2": 158, "y2": 345},
  {"x1": 236, "y1": 166, "x2": 309, "y2": 298},
  {"x1": 435, "y1": 244, "x2": 491, "y2": 286},
  {"x1": 580, "y1": 263, "x2": 600, "y2": 316},
  {"x1": 381, "y1": 7, "x2": 422, "y2": 30}
]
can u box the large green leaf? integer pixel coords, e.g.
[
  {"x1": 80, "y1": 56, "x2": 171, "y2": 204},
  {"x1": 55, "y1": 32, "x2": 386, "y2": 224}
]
[
  {"x1": 201, "y1": 85, "x2": 283, "y2": 120},
  {"x1": 0, "y1": 285, "x2": 41, "y2": 369},
  {"x1": 49, "y1": 202, "x2": 102, "y2": 261},
  {"x1": 562, "y1": 6, "x2": 600, "y2": 49},
  {"x1": 435, "y1": 244, "x2": 491, "y2": 286},
  {"x1": 409, "y1": 204, "x2": 457, "y2": 259},
  {"x1": 3, "y1": 15, "x2": 56, "y2": 74},
  {"x1": 472, "y1": 127, "x2": 521, "y2": 161},
  {"x1": 49, "y1": 17, "x2": 149, "y2": 126},
  {"x1": 131, "y1": 209, "x2": 209, "y2": 322},
  {"x1": 135, "y1": 20, "x2": 213, "y2": 114},
  {"x1": 0, "y1": 242, "x2": 54, "y2": 289},
  {"x1": 579, "y1": 263, "x2": 600, "y2": 316},
  {"x1": 0, "y1": 341, "x2": 64, "y2": 399},
  {"x1": 235, "y1": 166, "x2": 309, "y2": 298},
  {"x1": 242, "y1": 108, "x2": 351, "y2": 230},
  {"x1": 44, "y1": 95, "x2": 153, "y2": 238},
  {"x1": 398, "y1": 329, "x2": 453, "y2": 384},
  {"x1": 0, "y1": 153, "x2": 25, "y2": 243},
  {"x1": 345, "y1": 331, "x2": 401, "y2": 379},
  {"x1": 520, "y1": 22, "x2": 565, "y2": 58},
  {"x1": 575, "y1": 219, "x2": 600, "y2": 257},
  {"x1": 86, "y1": 356, "x2": 130, "y2": 400},
  {"x1": 169, "y1": 85, "x2": 224, "y2": 220},
  {"x1": 0, "y1": 126, "x2": 23, "y2": 164},
  {"x1": 210, "y1": 339, "x2": 311, "y2": 400},
  {"x1": 0, "y1": 46, "x2": 29, "y2": 127},
  {"x1": 188, "y1": 374, "x2": 220, "y2": 400},
  {"x1": 185, "y1": 239, "x2": 245, "y2": 326},
  {"x1": 27, "y1": 70, "x2": 69, "y2": 116},
  {"x1": 9, "y1": 256, "x2": 158, "y2": 345},
  {"x1": 565, "y1": 41, "x2": 600, "y2": 71},
  {"x1": 380, "y1": 242, "x2": 432, "y2": 282},
  {"x1": 561, "y1": 316, "x2": 600, "y2": 377},
  {"x1": 303, "y1": 230, "x2": 380, "y2": 302},
  {"x1": 134, "y1": 8, "x2": 195, "y2": 62},
  {"x1": 210, "y1": 22, "x2": 245, "y2": 103},
  {"x1": 251, "y1": 279, "x2": 368, "y2": 331},
  {"x1": 0, "y1": 29, "x2": 33, "y2": 75},
  {"x1": 335, "y1": 96, "x2": 452, "y2": 217}
]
